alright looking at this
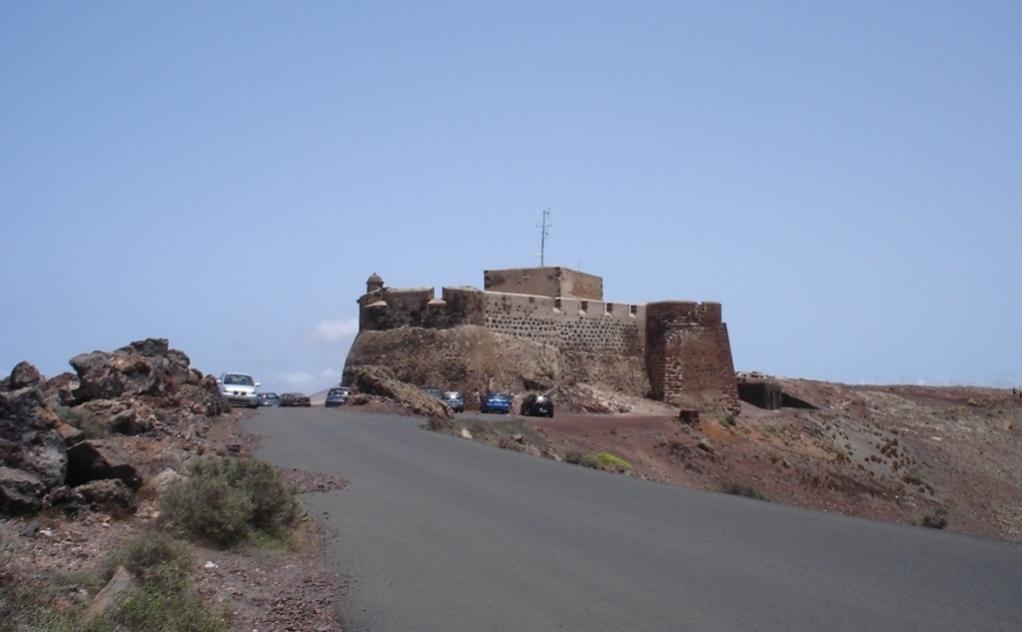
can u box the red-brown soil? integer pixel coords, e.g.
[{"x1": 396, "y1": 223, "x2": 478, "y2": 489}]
[{"x1": 437, "y1": 378, "x2": 1022, "y2": 542}]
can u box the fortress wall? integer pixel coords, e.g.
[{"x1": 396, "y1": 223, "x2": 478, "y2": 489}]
[
  {"x1": 561, "y1": 269, "x2": 604, "y2": 301},
  {"x1": 481, "y1": 292, "x2": 643, "y2": 356},
  {"x1": 645, "y1": 301, "x2": 739, "y2": 412},
  {"x1": 360, "y1": 287, "x2": 483, "y2": 330},
  {"x1": 441, "y1": 287, "x2": 486, "y2": 326},
  {"x1": 484, "y1": 267, "x2": 604, "y2": 300}
]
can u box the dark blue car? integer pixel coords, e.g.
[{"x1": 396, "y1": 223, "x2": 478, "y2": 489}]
[
  {"x1": 258, "y1": 392, "x2": 281, "y2": 407},
  {"x1": 480, "y1": 392, "x2": 512, "y2": 414}
]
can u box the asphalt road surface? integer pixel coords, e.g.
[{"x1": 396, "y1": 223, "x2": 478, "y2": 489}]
[{"x1": 249, "y1": 407, "x2": 1022, "y2": 632}]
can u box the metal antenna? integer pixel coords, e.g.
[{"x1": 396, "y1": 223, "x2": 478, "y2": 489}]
[{"x1": 537, "y1": 208, "x2": 552, "y2": 267}]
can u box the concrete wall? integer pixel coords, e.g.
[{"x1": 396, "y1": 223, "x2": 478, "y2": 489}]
[{"x1": 483, "y1": 267, "x2": 604, "y2": 300}]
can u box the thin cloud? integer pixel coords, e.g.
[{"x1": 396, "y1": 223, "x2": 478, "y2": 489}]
[
  {"x1": 279, "y1": 371, "x2": 315, "y2": 386},
  {"x1": 310, "y1": 317, "x2": 359, "y2": 342}
]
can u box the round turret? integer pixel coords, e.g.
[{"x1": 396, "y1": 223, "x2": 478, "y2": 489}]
[{"x1": 366, "y1": 272, "x2": 384, "y2": 293}]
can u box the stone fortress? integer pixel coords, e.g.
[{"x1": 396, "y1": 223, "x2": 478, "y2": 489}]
[{"x1": 350, "y1": 267, "x2": 739, "y2": 413}]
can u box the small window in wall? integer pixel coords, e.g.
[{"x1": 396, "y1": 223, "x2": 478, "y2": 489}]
[
  {"x1": 554, "y1": 298, "x2": 562, "y2": 313},
  {"x1": 629, "y1": 305, "x2": 638, "y2": 317},
  {"x1": 605, "y1": 302, "x2": 614, "y2": 316},
  {"x1": 580, "y1": 300, "x2": 588, "y2": 315}
]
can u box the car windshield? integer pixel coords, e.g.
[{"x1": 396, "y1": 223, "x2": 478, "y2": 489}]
[
  {"x1": 224, "y1": 374, "x2": 254, "y2": 386},
  {"x1": 263, "y1": 393, "x2": 278, "y2": 399},
  {"x1": 489, "y1": 393, "x2": 511, "y2": 401},
  {"x1": 328, "y1": 389, "x2": 346, "y2": 396},
  {"x1": 443, "y1": 392, "x2": 461, "y2": 399}
]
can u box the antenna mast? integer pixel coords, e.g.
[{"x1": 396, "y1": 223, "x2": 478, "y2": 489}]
[{"x1": 537, "y1": 208, "x2": 552, "y2": 267}]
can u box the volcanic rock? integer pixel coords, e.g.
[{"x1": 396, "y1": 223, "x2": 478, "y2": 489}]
[
  {"x1": 0, "y1": 466, "x2": 46, "y2": 514},
  {"x1": 9, "y1": 361, "x2": 43, "y2": 389},
  {"x1": 345, "y1": 365, "x2": 453, "y2": 419},
  {"x1": 76, "y1": 479, "x2": 136, "y2": 513},
  {"x1": 67, "y1": 440, "x2": 143, "y2": 488},
  {"x1": 139, "y1": 468, "x2": 183, "y2": 497},
  {"x1": 0, "y1": 388, "x2": 67, "y2": 489},
  {"x1": 42, "y1": 485, "x2": 88, "y2": 516},
  {"x1": 84, "y1": 566, "x2": 135, "y2": 623},
  {"x1": 70, "y1": 338, "x2": 191, "y2": 402}
]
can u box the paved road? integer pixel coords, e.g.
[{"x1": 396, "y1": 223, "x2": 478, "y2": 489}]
[{"x1": 249, "y1": 407, "x2": 1022, "y2": 632}]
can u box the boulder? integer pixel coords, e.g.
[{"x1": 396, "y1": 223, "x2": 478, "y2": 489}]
[
  {"x1": 0, "y1": 388, "x2": 67, "y2": 489},
  {"x1": 76, "y1": 479, "x2": 135, "y2": 513},
  {"x1": 56, "y1": 422, "x2": 85, "y2": 445},
  {"x1": 67, "y1": 440, "x2": 142, "y2": 488},
  {"x1": 83, "y1": 566, "x2": 135, "y2": 623},
  {"x1": 75, "y1": 399, "x2": 153, "y2": 435},
  {"x1": 9, "y1": 362, "x2": 43, "y2": 389},
  {"x1": 346, "y1": 366, "x2": 453, "y2": 419},
  {"x1": 42, "y1": 485, "x2": 88, "y2": 516},
  {"x1": 70, "y1": 338, "x2": 191, "y2": 403},
  {"x1": 0, "y1": 466, "x2": 46, "y2": 514},
  {"x1": 139, "y1": 468, "x2": 183, "y2": 497}
]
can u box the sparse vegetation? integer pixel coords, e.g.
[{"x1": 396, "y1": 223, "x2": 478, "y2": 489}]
[
  {"x1": 902, "y1": 469, "x2": 925, "y2": 487},
  {"x1": 921, "y1": 508, "x2": 949, "y2": 530},
  {"x1": 565, "y1": 451, "x2": 632, "y2": 473},
  {"x1": 160, "y1": 457, "x2": 301, "y2": 548},
  {"x1": 103, "y1": 532, "x2": 192, "y2": 590},
  {"x1": 722, "y1": 482, "x2": 768, "y2": 501},
  {"x1": 51, "y1": 403, "x2": 107, "y2": 439},
  {"x1": 96, "y1": 532, "x2": 230, "y2": 631}
]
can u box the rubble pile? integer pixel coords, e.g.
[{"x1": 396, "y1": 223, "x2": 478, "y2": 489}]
[
  {"x1": 0, "y1": 338, "x2": 223, "y2": 516},
  {"x1": 343, "y1": 365, "x2": 453, "y2": 419}
]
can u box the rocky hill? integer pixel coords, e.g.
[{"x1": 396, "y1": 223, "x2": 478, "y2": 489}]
[
  {"x1": 0, "y1": 338, "x2": 224, "y2": 516},
  {"x1": 344, "y1": 324, "x2": 651, "y2": 409},
  {"x1": 430, "y1": 375, "x2": 1022, "y2": 542}
]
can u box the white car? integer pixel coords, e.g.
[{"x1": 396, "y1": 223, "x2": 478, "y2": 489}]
[{"x1": 217, "y1": 372, "x2": 261, "y2": 409}]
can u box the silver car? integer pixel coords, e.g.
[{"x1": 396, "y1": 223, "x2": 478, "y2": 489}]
[{"x1": 218, "y1": 372, "x2": 261, "y2": 408}]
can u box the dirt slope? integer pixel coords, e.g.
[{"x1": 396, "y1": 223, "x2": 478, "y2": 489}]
[{"x1": 435, "y1": 377, "x2": 1022, "y2": 542}]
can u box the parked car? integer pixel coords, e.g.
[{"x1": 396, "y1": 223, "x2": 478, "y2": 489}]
[
  {"x1": 325, "y1": 387, "x2": 350, "y2": 407},
  {"x1": 258, "y1": 392, "x2": 281, "y2": 407},
  {"x1": 442, "y1": 391, "x2": 464, "y2": 413},
  {"x1": 520, "y1": 393, "x2": 554, "y2": 417},
  {"x1": 218, "y1": 373, "x2": 261, "y2": 409},
  {"x1": 421, "y1": 387, "x2": 443, "y2": 399},
  {"x1": 480, "y1": 392, "x2": 512, "y2": 414},
  {"x1": 279, "y1": 392, "x2": 311, "y2": 407}
]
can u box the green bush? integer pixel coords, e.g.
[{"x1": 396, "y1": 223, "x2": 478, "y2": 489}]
[
  {"x1": 922, "y1": 508, "x2": 948, "y2": 529},
  {"x1": 92, "y1": 533, "x2": 229, "y2": 631},
  {"x1": 722, "y1": 482, "x2": 768, "y2": 501},
  {"x1": 111, "y1": 585, "x2": 229, "y2": 632},
  {"x1": 160, "y1": 457, "x2": 300, "y2": 547},
  {"x1": 565, "y1": 451, "x2": 631, "y2": 473},
  {"x1": 104, "y1": 532, "x2": 192, "y2": 592}
]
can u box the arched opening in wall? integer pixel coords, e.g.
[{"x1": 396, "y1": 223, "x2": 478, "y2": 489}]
[
  {"x1": 554, "y1": 298, "x2": 562, "y2": 313},
  {"x1": 629, "y1": 305, "x2": 638, "y2": 317},
  {"x1": 580, "y1": 300, "x2": 588, "y2": 316},
  {"x1": 605, "y1": 302, "x2": 614, "y2": 316}
]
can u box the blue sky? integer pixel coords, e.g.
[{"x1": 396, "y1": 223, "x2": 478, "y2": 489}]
[{"x1": 2, "y1": 2, "x2": 1020, "y2": 392}]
